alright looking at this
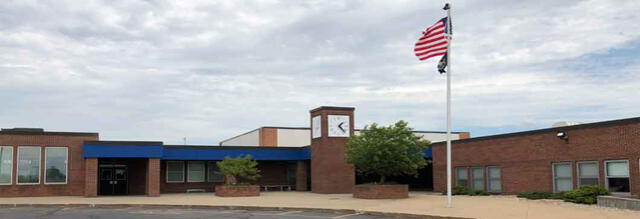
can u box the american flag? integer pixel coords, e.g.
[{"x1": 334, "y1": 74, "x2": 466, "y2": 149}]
[{"x1": 414, "y1": 17, "x2": 450, "y2": 61}]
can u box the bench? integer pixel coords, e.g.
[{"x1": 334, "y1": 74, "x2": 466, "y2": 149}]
[
  {"x1": 260, "y1": 185, "x2": 295, "y2": 191},
  {"x1": 186, "y1": 189, "x2": 206, "y2": 193}
]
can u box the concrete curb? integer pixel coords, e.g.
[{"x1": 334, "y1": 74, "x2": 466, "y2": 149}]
[{"x1": 0, "y1": 203, "x2": 472, "y2": 219}]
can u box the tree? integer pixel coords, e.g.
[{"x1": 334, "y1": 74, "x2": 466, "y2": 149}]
[
  {"x1": 345, "y1": 120, "x2": 429, "y2": 184},
  {"x1": 216, "y1": 155, "x2": 261, "y2": 185}
]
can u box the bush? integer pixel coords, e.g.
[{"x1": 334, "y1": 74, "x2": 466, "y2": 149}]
[
  {"x1": 469, "y1": 190, "x2": 491, "y2": 196},
  {"x1": 216, "y1": 155, "x2": 261, "y2": 185},
  {"x1": 562, "y1": 185, "x2": 609, "y2": 204},
  {"x1": 452, "y1": 186, "x2": 470, "y2": 195},
  {"x1": 517, "y1": 191, "x2": 553, "y2": 200}
]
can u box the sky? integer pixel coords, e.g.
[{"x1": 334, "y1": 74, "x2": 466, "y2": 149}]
[{"x1": 1, "y1": 0, "x2": 639, "y2": 145}]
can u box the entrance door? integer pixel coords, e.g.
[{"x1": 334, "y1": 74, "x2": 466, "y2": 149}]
[{"x1": 99, "y1": 164, "x2": 128, "y2": 195}]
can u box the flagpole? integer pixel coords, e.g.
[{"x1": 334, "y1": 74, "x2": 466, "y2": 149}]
[{"x1": 444, "y1": 2, "x2": 453, "y2": 208}]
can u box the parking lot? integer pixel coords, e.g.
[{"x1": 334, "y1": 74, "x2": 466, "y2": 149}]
[{"x1": 0, "y1": 206, "x2": 414, "y2": 219}]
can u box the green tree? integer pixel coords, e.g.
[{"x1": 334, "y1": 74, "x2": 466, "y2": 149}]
[
  {"x1": 216, "y1": 155, "x2": 261, "y2": 185},
  {"x1": 345, "y1": 120, "x2": 429, "y2": 184}
]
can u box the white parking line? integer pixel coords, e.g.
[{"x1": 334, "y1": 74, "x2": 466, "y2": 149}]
[{"x1": 332, "y1": 213, "x2": 362, "y2": 218}]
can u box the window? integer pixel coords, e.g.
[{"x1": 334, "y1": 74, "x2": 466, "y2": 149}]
[
  {"x1": 166, "y1": 161, "x2": 184, "y2": 183},
  {"x1": 471, "y1": 167, "x2": 484, "y2": 191},
  {"x1": 605, "y1": 160, "x2": 629, "y2": 193},
  {"x1": 577, "y1": 161, "x2": 598, "y2": 186},
  {"x1": 18, "y1": 146, "x2": 41, "y2": 184},
  {"x1": 455, "y1": 167, "x2": 468, "y2": 187},
  {"x1": 207, "y1": 161, "x2": 224, "y2": 182},
  {"x1": 187, "y1": 161, "x2": 205, "y2": 182},
  {"x1": 45, "y1": 147, "x2": 68, "y2": 184},
  {"x1": 0, "y1": 146, "x2": 13, "y2": 185},
  {"x1": 553, "y1": 162, "x2": 573, "y2": 192},
  {"x1": 487, "y1": 166, "x2": 502, "y2": 193}
]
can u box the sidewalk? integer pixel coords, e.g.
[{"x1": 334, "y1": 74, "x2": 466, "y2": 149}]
[{"x1": 0, "y1": 192, "x2": 638, "y2": 219}]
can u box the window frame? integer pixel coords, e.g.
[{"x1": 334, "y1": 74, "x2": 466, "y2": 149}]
[
  {"x1": 552, "y1": 162, "x2": 573, "y2": 193},
  {"x1": 44, "y1": 147, "x2": 68, "y2": 185},
  {"x1": 187, "y1": 161, "x2": 205, "y2": 183},
  {"x1": 576, "y1": 161, "x2": 599, "y2": 187},
  {"x1": 454, "y1": 167, "x2": 469, "y2": 187},
  {"x1": 470, "y1": 167, "x2": 485, "y2": 191},
  {"x1": 17, "y1": 146, "x2": 42, "y2": 185},
  {"x1": 604, "y1": 159, "x2": 630, "y2": 194},
  {"x1": 207, "y1": 161, "x2": 224, "y2": 183},
  {"x1": 487, "y1": 166, "x2": 502, "y2": 193},
  {"x1": 166, "y1": 161, "x2": 185, "y2": 183},
  {"x1": 0, "y1": 146, "x2": 13, "y2": 185}
]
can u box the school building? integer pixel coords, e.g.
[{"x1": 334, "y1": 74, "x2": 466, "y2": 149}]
[{"x1": 0, "y1": 106, "x2": 638, "y2": 197}]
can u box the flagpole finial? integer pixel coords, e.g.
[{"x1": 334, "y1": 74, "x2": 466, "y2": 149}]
[{"x1": 443, "y1": 3, "x2": 450, "y2": 10}]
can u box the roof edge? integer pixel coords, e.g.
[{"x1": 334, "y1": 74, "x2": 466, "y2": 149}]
[{"x1": 432, "y1": 116, "x2": 640, "y2": 146}]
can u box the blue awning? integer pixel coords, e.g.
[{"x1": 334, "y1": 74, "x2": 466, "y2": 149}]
[
  {"x1": 162, "y1": 147, "x2": 310, "y2": 161},
  {"x1": 84, "y1": 144, "x2": 163, "y2": 158}
]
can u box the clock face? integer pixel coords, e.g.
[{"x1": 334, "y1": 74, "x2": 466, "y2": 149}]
[
  {"x1": 312, "y1": 115, "x2": 321, "y2": 139},
  {"x1": 328, "y1": 115, "x2": 350, "y2": 137}
]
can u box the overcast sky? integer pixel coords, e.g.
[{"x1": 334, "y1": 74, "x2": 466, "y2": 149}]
[{"x1": 1, "y1": 0, "x2": 639, "y2": 145}]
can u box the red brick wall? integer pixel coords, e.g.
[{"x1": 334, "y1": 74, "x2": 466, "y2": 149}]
[
  {"x1": 432, "y1": 121, "x2": 640, "y2": 195},
  {"x1": 0, "y1": 134, "x2": 98, "y2": 197},
  {"x1": 160, "y1": 160, "x2": 292, "y2": 193},
  {"x1": 310, "y1": 107, "x2": 355, "y2": 194},
  {"x1": 146, "y1": 158, "x2": 160, "y2": 196},
  {"x1": 296, "y1": 160, "x2": 309, "y2": 191},
  {"x1": 84, "y1": 158, "x2": 98, "y2": 197},
  {"x1": 259, "y1": 128, "x2": 278, "y2": 147}
]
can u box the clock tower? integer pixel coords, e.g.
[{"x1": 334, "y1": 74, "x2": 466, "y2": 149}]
[{"x1": 309, "y1": 106, "x2": 355, "y2": 194}]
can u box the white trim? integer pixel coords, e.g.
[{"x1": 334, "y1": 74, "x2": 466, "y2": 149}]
[
  {"x1": 604, "y1": 159, "x2": 630, "y2": 194},
  {"x1": 552, "y1": 162, "x2": 573, "y2": 193},
  {"x1": 17, "y1": 146, "x2": 41, "y2": 185},
  {"x1": 0, "y1": 146, "x2": 13, "y2": 185},
  {"x1": 187, "y1": 161, "x2": 205, "y2": 183},
  {"x1": 166, "y1": 161, "x2": 184, "y2": 183},
  {"x1": 486, "y1": 166, "x2": 502, "y2": 193},
  {"x1": 44, "y1": 147, "x2": 68, "y2": 185},
  {"x1": 576, "y1": 161, "x2": 599, "y2": 187}
]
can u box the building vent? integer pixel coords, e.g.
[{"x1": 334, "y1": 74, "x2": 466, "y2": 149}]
[{"x1": 552, "y1": 122, "x2": 582, "y2": 128}]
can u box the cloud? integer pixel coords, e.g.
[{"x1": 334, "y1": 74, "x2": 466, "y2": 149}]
[{"x1": 0, "y1": 0, "x2": 639, "y2": 144}]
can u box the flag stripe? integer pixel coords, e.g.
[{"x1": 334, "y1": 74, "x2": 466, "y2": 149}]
[
  {"x1": 414, "y1": 17, "x2": 449, "y2": 62},
  {"x1": 414, "y1": 39, "x2": 447, "y2": 51}
]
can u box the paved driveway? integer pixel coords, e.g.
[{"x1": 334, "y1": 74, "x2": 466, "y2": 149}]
[{"x1": 0, "y1": 206, "x2": 412, "y2": 219}]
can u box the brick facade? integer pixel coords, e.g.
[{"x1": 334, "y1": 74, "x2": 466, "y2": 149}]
[
  {"x1": 310, "y1": 107, "x2": 355, "y2": 194},
  {"x1": 0, "y1": 132, "x2": 98, "y2": 197},
  {"x1": 295, "y1": 160, "x2": 309, "y2": 191},
  {"x1": 84, "y1": 158, "x2": 98, "y2": 197},
  {"x1": 432, "y1": 118, "x2": 640, "y2": 195},
  {"x1": 259, "y1": 127, "x2": 278, "y2": 147},
  {"x1": 146, "y1": 158, "x2": 160, "y2": 196}
]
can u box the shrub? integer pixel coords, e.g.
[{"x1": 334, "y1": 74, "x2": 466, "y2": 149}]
[
  {"x1": 469, "y1": 190, "x2": 491, "y2": 196},
  {"x1": 345, "y1": 121, "x2": 429, "y2": 183},
  {"x1": 216, "y1": 155, "x2": 261, "y2": 185},
  {"x1": 562, "y1": 185, "x2": 609, "y2": 204},
  {"x1": 452, "y1": 186, "x2": 470, "y2": 195},
  {"x1": 517, "y1": 191, "x2": 553, "y2": 200}
]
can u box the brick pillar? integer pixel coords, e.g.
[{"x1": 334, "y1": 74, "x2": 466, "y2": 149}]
[
  {"x1": 84, "y1": 158, "x2": 98, "y2": 197},
  {"x1": 295, "y1": 161, "x2": 308, "y2": 191},
  {"x1": 310, "y1": 106, "x2": 355, "y2": 194},
  {"x1": 146, "y1": 158, "x2": 161, "y2": 197}
]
